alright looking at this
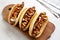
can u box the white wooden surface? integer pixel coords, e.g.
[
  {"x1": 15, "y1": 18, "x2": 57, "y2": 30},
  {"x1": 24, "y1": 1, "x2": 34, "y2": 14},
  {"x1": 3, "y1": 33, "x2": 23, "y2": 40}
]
[{"x1": 0, "y1": 0, "x2": 60, "y2": 40}]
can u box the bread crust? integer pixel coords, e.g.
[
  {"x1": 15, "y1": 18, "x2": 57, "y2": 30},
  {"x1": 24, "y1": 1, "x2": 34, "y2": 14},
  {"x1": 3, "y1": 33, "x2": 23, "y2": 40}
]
[{"x1": 19, "y1": 8, "x2": 28, "y2": 30}]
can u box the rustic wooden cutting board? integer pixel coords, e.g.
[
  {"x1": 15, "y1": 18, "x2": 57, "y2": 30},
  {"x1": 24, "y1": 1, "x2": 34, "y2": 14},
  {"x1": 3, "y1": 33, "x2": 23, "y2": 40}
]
[{"x1": 2, "y1": 4, "x2": 55, "y2": 40}]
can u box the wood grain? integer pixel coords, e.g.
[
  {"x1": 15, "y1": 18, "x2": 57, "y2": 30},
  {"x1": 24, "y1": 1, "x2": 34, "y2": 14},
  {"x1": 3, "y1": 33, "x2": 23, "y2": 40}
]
[{"x1": 2, "y1": 4, "x2": 55, "y2": 40}]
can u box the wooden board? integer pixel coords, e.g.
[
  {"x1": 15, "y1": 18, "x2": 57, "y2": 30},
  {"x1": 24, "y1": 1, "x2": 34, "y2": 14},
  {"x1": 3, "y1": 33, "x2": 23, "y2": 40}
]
[{"x1": 2, "y1": 4, "x2": 55, "y2": 40}]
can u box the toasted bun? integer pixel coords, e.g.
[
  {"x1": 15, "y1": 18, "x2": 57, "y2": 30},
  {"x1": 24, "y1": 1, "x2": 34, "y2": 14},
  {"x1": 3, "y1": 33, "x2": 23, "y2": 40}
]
[
  {"x1": 19, "y1": 8, "x2": 28, "y2": 27},
  {"x1": 19, "y1": 9, "x2": 36, "y2": 31},
  {"x1": 8, "y1": 3, "x2": 26, "y2": 26},
  {"x1": 29, "y1": 13, "x2": 39, "y2": 37},
  {"x1": 29, "y1": 12, "x2": 48, "y2": 38}
]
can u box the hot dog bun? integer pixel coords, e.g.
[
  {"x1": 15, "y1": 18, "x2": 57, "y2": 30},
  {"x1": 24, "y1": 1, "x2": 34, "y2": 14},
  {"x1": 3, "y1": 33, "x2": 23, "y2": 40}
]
[
  {"x1": 19, "y1": 7, "x2": 36, "y2": 31},
  {"x1": 8, "y1": 2, "x2": 26, "y2": 26},
  {"x1": 29, "y1": 12, "x2": 48, "y2": 38}
]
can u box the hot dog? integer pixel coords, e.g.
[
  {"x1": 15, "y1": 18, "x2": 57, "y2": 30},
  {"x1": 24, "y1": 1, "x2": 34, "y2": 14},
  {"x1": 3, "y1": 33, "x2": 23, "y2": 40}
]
[
  {"x1": 19, "y1": 7, "x2": 36, "y2": 31},
  {"x1": 29, "y1": 12, "x2": 48, "y2": 38},
  {"x1": 8, "y1": 2, "x2": 26, "y2": 25}
]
